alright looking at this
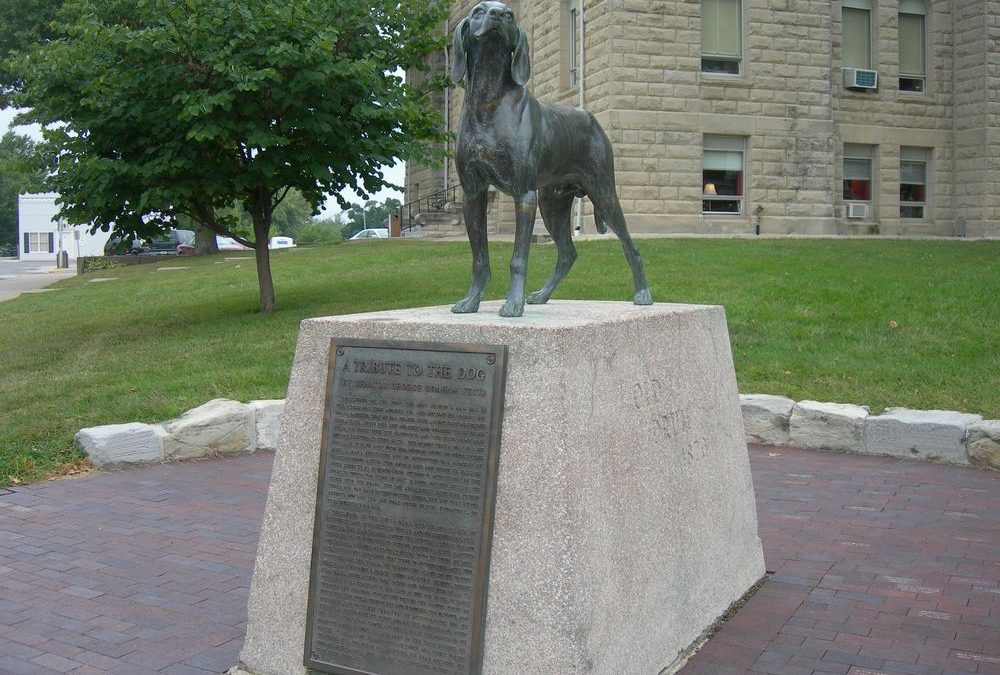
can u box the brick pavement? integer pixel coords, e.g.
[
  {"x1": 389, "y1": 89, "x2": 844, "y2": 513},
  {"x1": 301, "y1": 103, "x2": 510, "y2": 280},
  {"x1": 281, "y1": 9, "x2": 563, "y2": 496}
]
[
  {"x1": 0, "y1": 453, "x2": 271, "y2": 675},
  {"x1": 680, "y1": 448, "x2": 1000, "y2": 675},
  {"x1": 0, "y1": 447, "x2": 996, "y2": 675}
]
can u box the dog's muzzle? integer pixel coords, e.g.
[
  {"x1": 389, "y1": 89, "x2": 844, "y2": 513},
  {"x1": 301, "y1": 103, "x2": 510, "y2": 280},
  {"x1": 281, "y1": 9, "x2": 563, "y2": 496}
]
[{"x1": 473, "y1": 19, "x2": 501, "y2": 38}]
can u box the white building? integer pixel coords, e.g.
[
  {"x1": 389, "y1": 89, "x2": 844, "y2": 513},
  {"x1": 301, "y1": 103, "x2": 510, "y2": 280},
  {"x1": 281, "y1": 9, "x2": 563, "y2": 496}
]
[{"x1": 17, "y1": 193, "x2": 110, "y2": 262}]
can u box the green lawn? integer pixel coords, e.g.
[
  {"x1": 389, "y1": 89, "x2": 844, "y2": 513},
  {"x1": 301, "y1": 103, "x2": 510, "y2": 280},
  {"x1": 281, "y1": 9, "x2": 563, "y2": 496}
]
[{"x1": 1, "y1": 237, "x2": 997, "y2": 486}]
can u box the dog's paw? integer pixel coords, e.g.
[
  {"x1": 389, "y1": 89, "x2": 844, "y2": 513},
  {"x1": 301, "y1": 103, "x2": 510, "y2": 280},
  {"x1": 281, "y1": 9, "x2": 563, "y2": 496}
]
[
  {"x1": 633, "y1": 288, "x2": 653, "y2": 305},
  {"x1": 526, "y1": 290, "x2": 550, "y2": 305},
  {"x1": 451, "y1": 296, "x2": 481, "y2": 314},
  {"x1": 498, "y1": 297, "x2": 525, "y2": 317}
]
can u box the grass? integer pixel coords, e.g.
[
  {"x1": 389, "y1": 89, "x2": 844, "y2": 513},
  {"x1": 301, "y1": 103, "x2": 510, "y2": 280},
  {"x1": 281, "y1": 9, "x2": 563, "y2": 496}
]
[{"x1": 1, "y1": 237, "x2": 997, "y2": 486}]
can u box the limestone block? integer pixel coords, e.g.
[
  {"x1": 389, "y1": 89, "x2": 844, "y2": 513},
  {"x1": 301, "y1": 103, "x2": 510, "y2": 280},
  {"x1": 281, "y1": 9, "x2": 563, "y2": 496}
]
[
  {"x1": 250, "y1": 399, "x2": 285, "y2": 451},
  {"x1": 864, "y1": 408, "x2": 983, "y2": 465},
  {"x1": 163, "y1": 398, "x2": 254, "y2": 460},
  {"x1": 967, "y1": 420, "x2": 1000, "y2": 469},
  {"x1": 740, "y1": 394, "x2": 796, "y2": 445},
  {"x1": 789, "y1": 400, "x2": 869, "y2": 452},
  {"x1": 75, "y1": 423, "x2": 165, "y2": 467},
  {"x1": 238, "y1": 301, "x2": 764, "y2": 675}
]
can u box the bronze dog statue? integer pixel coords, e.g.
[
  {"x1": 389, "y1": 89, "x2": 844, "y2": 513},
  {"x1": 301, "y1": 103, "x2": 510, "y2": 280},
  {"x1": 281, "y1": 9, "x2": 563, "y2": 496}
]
[{"x1": 450, "y1": 1, "x2": 652, "y2": 317}]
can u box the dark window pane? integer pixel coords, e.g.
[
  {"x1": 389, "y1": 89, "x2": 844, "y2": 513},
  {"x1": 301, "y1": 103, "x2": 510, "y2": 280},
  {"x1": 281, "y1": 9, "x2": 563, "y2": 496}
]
[
  {"x1": 843, "y1": 179, "x2": 871, "y2": 200},
  {"x1": 703, "y1": 199, "x2": 741, "y2": 213},
  {"x1": 703, "y1": 169, "x2": 743, "y2": 196},
  {"x1": 900, "y1": 183, "x2": 925, "y2": 203},
  {"x1": 899, "y1": 77, "x2": 925, "y2": 92},
  {"x1": 702, "y1": 58, "x2": 740, "y2": 74},
  {"x1": 900, "y1": 205, "x2": 924, "y2": 218}
]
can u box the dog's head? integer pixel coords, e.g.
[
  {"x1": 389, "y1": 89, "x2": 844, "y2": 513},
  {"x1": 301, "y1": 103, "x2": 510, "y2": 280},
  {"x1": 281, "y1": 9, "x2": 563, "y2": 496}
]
[{"x1": 451, "y1": 1, "x2": 530, "y2": 86}]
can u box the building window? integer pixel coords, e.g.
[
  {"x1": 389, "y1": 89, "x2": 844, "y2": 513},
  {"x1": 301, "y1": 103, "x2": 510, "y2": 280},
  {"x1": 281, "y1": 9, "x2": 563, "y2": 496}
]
[
  {"x1": 703, "y1": 136, "x2": 744, "y2": 214},
  {"x1": 900, "y1": 147, "x2": 929, "y2": 218},
  {"x1": 843, "y1": 144, "x2": 874, "y2": 202},
  {"x1": 569, "y1": 2, "x2": 579, "y2": 87},
  {"x1": 898, "y1": 0, "x2": 926, "y2": 92},
  {"x1": 843, "y1": 0, "x2": 873, "y2": 69},
  {"x1": 25, "y1": 232, "x2": 54, "y2": 254},
  {"x1": 702, "y1": 0, "x2": 742, "y2": 75},
  {"x1": 562, "y1": 0, "x2": 581, "y2": 88}
]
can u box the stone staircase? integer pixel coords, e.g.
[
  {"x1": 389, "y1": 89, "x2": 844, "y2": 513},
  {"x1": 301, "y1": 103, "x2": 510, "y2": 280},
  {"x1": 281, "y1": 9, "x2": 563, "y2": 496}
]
[{"x1": 411, "y1": 201, "x2": 464, "y2": 238}]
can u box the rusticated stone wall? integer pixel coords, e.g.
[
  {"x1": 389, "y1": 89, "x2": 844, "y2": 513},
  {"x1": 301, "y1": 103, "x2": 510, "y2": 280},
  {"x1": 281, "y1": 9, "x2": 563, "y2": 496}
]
[{"x1": 407, "y1": 0, "x2": 998, "y2": 238}]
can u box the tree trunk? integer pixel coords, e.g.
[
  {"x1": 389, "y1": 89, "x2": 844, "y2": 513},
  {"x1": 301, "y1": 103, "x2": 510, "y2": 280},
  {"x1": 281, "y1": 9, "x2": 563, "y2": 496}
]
[
  {"x1": 195, "y1": 225, "x2": 219, "y2": 255},
  {"x1": 251, "y1": 200, "x2": 276, "y2": 314}
]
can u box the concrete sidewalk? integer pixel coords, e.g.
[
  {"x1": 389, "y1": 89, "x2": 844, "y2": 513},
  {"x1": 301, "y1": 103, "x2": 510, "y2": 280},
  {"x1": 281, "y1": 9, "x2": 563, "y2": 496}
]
[
  {"x1": 0, "y1": 260, "x2": 76, "y2": 303},
  {"x1": 0, "y1": 447, "x2": 996, "y2": 675}
]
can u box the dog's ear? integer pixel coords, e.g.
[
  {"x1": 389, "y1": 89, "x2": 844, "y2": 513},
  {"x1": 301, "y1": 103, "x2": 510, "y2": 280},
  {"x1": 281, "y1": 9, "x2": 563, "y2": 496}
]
[
  {"x1": 451, "y1": 18, "x2": 469, "y2": 83},
  {"x1": 510, "y1": 27, "x2": 530, "y2": 86}
]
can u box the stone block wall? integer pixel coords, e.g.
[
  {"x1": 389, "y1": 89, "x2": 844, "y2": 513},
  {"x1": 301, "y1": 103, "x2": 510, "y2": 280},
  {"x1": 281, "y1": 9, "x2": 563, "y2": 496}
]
[
  {"x1": 407, "y1": 0, "x2": 999, "y2": 238},
  {"x1": 832, "y1": 0, "x2": 957, "y2": 236},
  {"x1": 953, "y1": 0, "x2": 1000, "y2": 237},
  {"x1": 403, "y1": 43, "x2": 447, "y2": 217},
  {"x1": 76, "y1": 394, "x2": 1000, "y2": 472}
]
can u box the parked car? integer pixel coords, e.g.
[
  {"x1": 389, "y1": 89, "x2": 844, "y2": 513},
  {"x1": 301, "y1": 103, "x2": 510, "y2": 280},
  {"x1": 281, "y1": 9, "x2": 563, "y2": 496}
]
[
  {"x1": 269, "y1": 236, "x2": 296, "y2": 249},
  {"x1": 216, "y1": 235, "x2": 251, "y2": 251},
  {"x1": 177, "y1": 234, "x2": 254, "y2": 255},
  {"x1": 349, "y1": 228, "x2": 389, "y2": 240},
  {"x1": 104, "y1": 229, "x2": 195, "y2": 255}
]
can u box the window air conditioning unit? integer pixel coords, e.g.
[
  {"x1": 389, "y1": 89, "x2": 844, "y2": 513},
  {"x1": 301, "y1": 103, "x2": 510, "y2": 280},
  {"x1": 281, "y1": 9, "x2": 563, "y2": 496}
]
[
  {"x1": 846, "y1": 203, "x2": 869, "y2": 219},
  {"x1": 844, "y1": 68, "x2": 878, "y2": 90}
]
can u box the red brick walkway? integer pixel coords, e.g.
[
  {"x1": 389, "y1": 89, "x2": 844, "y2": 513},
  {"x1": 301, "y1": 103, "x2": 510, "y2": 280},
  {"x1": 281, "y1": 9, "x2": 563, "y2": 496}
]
[
  {"x1": 0, "y1": 447, "x2": 996, "y2": 674},
  {"x1": 681, "y1": 448, "x2": 1000, "y2": 675},
  {"x1": 0, "y1": 454, "x2": 271, "y2": 675}
]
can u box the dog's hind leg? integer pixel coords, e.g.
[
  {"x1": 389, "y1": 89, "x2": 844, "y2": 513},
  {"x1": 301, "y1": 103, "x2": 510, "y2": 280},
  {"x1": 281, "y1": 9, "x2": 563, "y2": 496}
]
[
  {"x1": 527, "y1": 186, "x2": 577, "y2": 305},
  {"x1": 591, "y1": 191, "x2": 653, "y2": 305},
  {"x1": 452, "y1": 189, "x2": 491, "y2": 314}
]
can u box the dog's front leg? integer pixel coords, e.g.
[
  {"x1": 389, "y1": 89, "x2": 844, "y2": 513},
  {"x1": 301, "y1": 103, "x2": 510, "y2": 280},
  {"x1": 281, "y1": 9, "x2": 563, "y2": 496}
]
[
  {"x1": 452, "y1": 189, "x2": 491, "y2": 314},
  {"x1": 499, "y1": 190, "x2": 538, "y2": 317}
]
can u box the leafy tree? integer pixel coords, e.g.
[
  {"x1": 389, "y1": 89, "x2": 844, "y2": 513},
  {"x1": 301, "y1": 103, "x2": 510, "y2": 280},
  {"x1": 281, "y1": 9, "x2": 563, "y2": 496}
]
[
  {"x1": 271, "y1": 190, "x2": 315, "y2": 240},
  {"x1": 0, "y1": 0, "x2": 63, "y2": 104},
  {"x1": 9, "y1": 0, "x2": 447, "y2": 312},
  {"x1": 296, "y1": 217, "x2": 344, "y2": 245},
  {"x1": 0, "y1": 132, "x2": 52, "y2": 249},
  {"x1": 341, "y1": 197, "x2": 402, "y2": 239},
  {"x1": 216, "y1": 189, "x2": 315, "y2": 242}
]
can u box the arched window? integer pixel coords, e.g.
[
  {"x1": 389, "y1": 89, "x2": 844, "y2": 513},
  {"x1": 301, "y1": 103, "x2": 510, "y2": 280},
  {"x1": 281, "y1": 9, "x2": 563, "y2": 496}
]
[
  {"x1": 843, "y1": 0, "x2": 873, "y2": 69},
  {"x1": 899, "y1": 0, "x2": 927, "y2": 92}
]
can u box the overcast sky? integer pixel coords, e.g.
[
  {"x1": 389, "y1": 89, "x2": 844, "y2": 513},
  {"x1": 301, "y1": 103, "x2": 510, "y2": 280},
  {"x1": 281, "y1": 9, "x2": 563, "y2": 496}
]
[
  {"x1": 1, "y1": 107, "x2": 405, "y2": 216},
  {"x1": 1, "y1": 107, "x2": 41, "y2": 140}
]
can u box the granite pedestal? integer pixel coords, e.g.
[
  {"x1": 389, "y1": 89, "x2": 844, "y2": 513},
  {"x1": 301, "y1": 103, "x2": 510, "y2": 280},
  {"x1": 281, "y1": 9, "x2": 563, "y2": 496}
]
[{"x1": 235, "y1": 301, "x2": 764, "y2": 675}]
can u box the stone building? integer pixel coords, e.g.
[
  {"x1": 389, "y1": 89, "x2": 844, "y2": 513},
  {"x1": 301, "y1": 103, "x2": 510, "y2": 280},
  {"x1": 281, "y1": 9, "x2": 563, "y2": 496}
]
[{"x1": 405, "y1": 0, "x2": 999, "y2": 238}]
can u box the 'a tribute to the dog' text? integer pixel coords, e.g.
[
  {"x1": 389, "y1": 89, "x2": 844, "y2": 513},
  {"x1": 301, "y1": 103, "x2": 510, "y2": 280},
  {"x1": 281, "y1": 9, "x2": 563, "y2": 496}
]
[{"x1": 305, "y1": 340, "x2": 506, "y2": 675}]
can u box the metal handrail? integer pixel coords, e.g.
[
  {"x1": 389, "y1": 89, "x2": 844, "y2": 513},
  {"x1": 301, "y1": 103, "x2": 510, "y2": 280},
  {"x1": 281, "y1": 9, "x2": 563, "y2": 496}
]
[{"x1": 399, "y1": 184, "x2": 461, "y2": 233}]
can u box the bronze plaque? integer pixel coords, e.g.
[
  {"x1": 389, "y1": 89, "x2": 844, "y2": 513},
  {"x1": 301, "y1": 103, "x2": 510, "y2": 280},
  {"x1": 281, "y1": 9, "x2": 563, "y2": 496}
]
[{"x1": 305, "y1": 339, "x2": 508, "y2": 675}]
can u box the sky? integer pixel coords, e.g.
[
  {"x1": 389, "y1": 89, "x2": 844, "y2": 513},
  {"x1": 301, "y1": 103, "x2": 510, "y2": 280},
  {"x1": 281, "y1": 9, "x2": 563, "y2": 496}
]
[
  {"x1": 1, "y1": 108, "x2": 40, "y2": 140},
  {"x1": 0, "y1": 107, "x2": 406, "y2": 217}
]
